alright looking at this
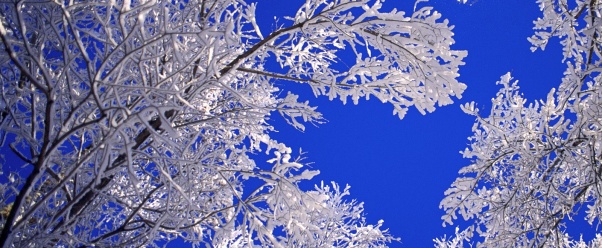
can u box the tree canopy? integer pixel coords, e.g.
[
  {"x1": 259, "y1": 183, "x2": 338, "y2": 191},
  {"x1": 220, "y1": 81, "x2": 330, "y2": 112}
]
[
  {"x1": 4, "y1": 0, "x2": 601, "y2": 247},
  {"x1": 0, "y1": 0, "x2": 465, "y2": 246}
]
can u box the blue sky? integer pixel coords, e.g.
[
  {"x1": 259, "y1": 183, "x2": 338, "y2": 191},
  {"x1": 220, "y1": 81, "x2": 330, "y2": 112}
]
[{"x1": 254, "y1": 0, "x2": 587, "y2": 247}]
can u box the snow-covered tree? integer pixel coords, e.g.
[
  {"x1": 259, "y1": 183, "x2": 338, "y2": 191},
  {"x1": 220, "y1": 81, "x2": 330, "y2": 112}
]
[
  {"x1": 440, "y1": 0, "x2": 602, "y2": 247},
  {"x1": 0, "y1": 0, "x2": 466, "y2": 246}
]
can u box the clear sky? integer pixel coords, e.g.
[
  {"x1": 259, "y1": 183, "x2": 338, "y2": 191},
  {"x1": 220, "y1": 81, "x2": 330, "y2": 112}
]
[{"x1": 254, "y1": 0, "x2": 593, "y2": 247}]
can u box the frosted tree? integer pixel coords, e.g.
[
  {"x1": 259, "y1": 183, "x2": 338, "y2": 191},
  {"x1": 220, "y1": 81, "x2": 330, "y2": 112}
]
[
  {"x1": 0, "y1": 0, "x2": 466, "y2": 246},
  {"x1": 440, "y1": 0, "x2": 602, "y2": 247}
]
